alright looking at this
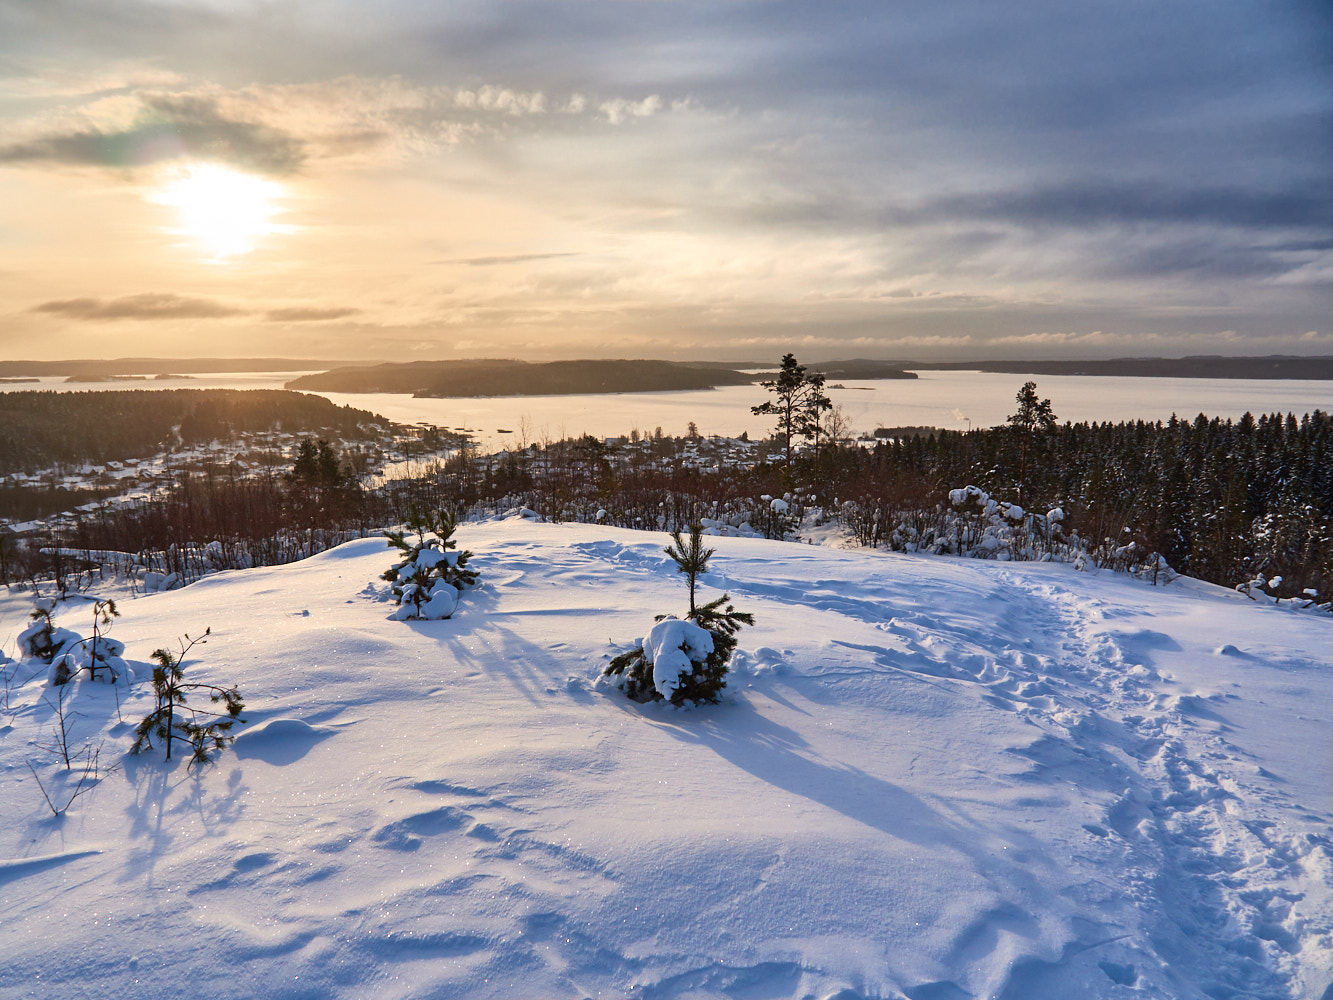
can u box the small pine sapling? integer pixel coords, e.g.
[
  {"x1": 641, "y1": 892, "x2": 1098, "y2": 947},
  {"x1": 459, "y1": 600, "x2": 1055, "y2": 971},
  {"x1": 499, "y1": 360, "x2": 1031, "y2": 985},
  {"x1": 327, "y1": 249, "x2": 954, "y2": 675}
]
[
  {"x1": 604, "y1": 524, "x2": 754, "y2": 706},
  {"x1": 382, "y1": 508, "x2": 479, "y2": 620},
  {"x1": 52, "y1": 599, "x2": 125, "y2": 685},
  {"x1": 18, "y1": 599, "x2": 66, "y2": 664},
  {"x1": 133, "y1": 628, "x2": 245, "y2": 767},
  {"x1": 86, "y1": 600, "x2": 120, "y2": 678}
]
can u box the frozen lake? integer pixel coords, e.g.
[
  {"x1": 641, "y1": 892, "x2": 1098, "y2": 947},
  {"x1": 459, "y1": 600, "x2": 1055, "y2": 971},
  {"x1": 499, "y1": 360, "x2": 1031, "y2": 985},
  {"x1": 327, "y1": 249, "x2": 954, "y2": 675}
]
[{"x1": 8, "y1": 368, "x2": 1333, "y2": 453}]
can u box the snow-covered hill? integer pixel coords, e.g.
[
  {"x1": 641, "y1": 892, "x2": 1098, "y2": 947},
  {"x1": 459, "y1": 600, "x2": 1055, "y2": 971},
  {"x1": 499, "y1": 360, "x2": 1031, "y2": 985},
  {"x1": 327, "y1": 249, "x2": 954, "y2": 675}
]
[{"x1": 1, "y1": 521, "x2": 1329, "y2": 1000}]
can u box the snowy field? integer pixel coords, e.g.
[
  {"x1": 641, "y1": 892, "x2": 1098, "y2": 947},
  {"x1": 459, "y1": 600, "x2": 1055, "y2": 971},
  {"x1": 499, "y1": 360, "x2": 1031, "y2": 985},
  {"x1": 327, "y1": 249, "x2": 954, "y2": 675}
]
[
  {"x1": 1, "y1": 520, "x2": 1329, "y2": 1000},
  {"x1": 6, "y1": 370, "x2": 1332, "y2": 454}
]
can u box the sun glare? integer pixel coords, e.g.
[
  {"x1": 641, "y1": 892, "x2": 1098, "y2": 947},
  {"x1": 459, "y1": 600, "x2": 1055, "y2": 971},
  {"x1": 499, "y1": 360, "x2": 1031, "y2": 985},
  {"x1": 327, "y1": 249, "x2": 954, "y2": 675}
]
[{"x1": 158, "y1": 164, "x2": 284, "y2": 257}]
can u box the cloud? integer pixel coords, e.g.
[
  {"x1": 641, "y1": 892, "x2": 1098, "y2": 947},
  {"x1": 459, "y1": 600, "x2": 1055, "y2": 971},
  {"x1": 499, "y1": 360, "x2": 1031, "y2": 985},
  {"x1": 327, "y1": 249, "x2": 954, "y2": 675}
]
[
  {"x1": 927, "y1": 183, "x2": 1333, "y2": 233},
  {"x1": 265, "y1": 306, "x2": 362, "y2": 322},
  {"x1": 454, "y1": 252, "x2": 580, "y2": 267},
  {"x1": 452, "y1": 85, "x2": 547, "y2": 116},
  {"x1": 0, "y1": 74, "x2": 684, "y2": 180},
  {"x1": 3, "y1": 2, "x2": 1329, "y2": 359},
  {"x1": 35, "y1": 296, "x2": 367, "y2": 324},
  {"x1": 32, "y1": 293, "x2": 245, "y2": 320},
  {"x1": 599, "y1": 95, "x2": 662, "y2": 125},
  {"x1": 0, "y1": 93, "x2": 304, "y2": 174}
]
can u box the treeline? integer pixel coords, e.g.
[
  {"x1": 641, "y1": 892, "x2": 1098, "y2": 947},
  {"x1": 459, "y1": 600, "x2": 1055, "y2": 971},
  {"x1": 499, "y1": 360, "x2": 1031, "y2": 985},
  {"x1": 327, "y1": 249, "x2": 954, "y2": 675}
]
[
  {"x1": 378, "y1": 435, "x2": 790, "y2": 534},
  {"x1": 0, "y1": 389, "x2": 389, "y2": 475},
  {"x1": 386, "y1": 411, "x2": 1333, "y2": 599},
  {"x1": 5, "y1": 410, "x2": 1330, "y2": 604},
  {"x1": 812, "y1": 410, "x2": 1332, "y2": 599},
  {"x1": 0, "y1": 435, "x2": 787, "y2": 591},
  {"x1": 0, "y1": 357, "x2": 347, "y2": 376}
]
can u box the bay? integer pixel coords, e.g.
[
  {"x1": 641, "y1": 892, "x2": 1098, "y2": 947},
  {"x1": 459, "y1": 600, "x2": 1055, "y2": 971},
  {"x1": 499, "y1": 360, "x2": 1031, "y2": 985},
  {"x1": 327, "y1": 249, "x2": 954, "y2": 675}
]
[{"x1": 8, "y1": 369, "x2": 1333, "y2": 453}]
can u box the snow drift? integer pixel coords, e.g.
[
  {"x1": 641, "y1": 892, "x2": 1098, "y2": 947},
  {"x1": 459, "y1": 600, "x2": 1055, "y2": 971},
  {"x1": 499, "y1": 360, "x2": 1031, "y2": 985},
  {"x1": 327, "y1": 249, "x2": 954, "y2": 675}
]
[{"x1": 0, "y1": 520, "x2": 1329, "y2": 1000}]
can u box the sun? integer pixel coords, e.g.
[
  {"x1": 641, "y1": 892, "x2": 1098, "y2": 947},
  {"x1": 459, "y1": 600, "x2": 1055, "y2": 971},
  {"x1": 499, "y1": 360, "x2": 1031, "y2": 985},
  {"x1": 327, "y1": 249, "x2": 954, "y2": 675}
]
[{"x1": 158, "y1": 164, "x2": 284, "y2": 257}]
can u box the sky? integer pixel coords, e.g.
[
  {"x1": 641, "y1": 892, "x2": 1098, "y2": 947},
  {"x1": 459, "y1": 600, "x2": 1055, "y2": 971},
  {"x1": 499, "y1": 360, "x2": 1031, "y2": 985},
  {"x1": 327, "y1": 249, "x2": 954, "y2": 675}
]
[{"x1": 1, "y1": 0, "x2": 1330, "y2": 363}]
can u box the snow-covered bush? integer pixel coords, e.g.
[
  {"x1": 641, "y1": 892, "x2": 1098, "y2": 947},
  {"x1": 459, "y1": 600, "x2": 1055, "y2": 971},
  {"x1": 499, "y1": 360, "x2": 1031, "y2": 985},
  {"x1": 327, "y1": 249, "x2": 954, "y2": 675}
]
[
  {"x1": 603, "y1": 525, "x2": 753, "y2": 706},
  {"x1": 382, "y1": 509, "x2": 479, "y2": 621},
  {"x1": 757, "y1": 494, "x2": 800, "y2": 540},
  {"x1": 138, "y1": 570, "x2": 182, "y2": 594},
  {"x1": 1080, "y1": 532, "x2": 1177, "y2": 584},
  {"x1": 642, "y1": 617, "x2": 716, "y2": 700},
  {"x1": 694, "y1": 494, "x2": 804, "y2": 540},
  {"x1": 17, "y1": 599, "x2": 82, "y2": 666},
  {"x1": 48, "y1": 599, "x2": 127, "y2": 685}
]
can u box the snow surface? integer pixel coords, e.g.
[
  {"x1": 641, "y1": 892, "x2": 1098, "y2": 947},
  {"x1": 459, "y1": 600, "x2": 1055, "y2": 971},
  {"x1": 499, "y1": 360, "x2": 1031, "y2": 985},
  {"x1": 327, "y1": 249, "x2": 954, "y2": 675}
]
[{"x1": 0, "y1": 521, "x2": 1330, "y2": 1000}]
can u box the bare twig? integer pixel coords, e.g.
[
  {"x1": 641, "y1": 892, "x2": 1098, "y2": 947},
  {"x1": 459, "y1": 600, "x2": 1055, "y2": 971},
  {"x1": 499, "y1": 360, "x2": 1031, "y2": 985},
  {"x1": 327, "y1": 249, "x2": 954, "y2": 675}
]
[
  {"x1": 25, "y1": 744, "x2": 109, "y2": 818},
  {"x1": 40, "y1": 685, "x2": 77, "y2": 769},
  {"x1": 26, "y1": 760, "x2": 60, "y2": 816}
]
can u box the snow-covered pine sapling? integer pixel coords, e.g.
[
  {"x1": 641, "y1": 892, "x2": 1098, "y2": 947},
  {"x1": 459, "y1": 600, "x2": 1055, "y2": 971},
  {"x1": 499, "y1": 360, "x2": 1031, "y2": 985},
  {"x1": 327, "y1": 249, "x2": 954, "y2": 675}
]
[
  {"x1": 52, "y1": 599, "x2": 125, "y2": 685},
  {"x1": 603, "y1": 524, "x2": 754, "y2": 706},
  {"x1": 87, "y1": 600, "x2": 119, "y2": 678},
  {"x1": 132, "y1": 628, "x2": 245, "y2": 767},
  {"x1": 17, "y1": 599, "x2": 74, "y2": 665},
  {"x1": 382, "y1": 508, "x2": 478, "y2": 621}
]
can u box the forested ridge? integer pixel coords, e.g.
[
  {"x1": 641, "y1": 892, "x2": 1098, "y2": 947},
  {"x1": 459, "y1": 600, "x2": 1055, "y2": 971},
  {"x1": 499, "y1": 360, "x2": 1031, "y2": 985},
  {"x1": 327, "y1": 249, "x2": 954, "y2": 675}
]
[
  {"x1": 819, "y1": 409, "x2": 1332, "y2": 594},
  {"x1": 0, "y1": 358, "x2": 349, "y2": 376},
  {"x1": 285, "y1": 358, "x2": 757, "y2": 396},
  {"x1": 0, "y1": 390, "x2": 388, "y2": 475}
]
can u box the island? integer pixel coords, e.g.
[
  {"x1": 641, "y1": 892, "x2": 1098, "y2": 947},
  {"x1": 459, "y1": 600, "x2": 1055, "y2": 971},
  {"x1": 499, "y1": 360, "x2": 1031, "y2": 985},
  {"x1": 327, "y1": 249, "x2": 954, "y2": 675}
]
[{"x1": 285, "y1": 359, "x2": 760, "y2": 397}]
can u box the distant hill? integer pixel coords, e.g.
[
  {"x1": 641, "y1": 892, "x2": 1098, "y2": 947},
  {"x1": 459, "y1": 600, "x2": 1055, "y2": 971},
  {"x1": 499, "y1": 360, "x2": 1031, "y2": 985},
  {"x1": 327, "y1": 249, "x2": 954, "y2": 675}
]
[
  {"x1": 285, "y1": 359, "x2": 758, "y2": 396},
  {"x1": 0, "y1": 358, "x2": 356, "y2": 377},
  {"x1": 904, "y1": 356, "x2": 1333, "y2": 379},
  {"x1": 0, "y1": 389, "x2": 389, "y2": 475}
]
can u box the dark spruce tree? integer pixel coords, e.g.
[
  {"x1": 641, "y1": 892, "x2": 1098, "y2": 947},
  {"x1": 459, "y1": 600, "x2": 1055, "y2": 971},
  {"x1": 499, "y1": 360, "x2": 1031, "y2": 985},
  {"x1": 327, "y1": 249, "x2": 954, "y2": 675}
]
[{"x1": 1007, "y1": 381, "x2": 1057, "y2": 507}]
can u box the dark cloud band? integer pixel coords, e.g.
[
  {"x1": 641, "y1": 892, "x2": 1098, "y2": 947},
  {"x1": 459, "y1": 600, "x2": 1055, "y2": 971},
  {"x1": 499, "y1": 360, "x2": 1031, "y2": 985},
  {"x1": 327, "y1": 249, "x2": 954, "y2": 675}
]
[
  {"x1": 0, "y1": 95, "x2": 303, "y2": 175},
  {"x1": 32, "y1": 293, "x2": 245, "y2": 321},
  {"x1": 265, "y1": 307, "x2": 362, "y2": 322}
]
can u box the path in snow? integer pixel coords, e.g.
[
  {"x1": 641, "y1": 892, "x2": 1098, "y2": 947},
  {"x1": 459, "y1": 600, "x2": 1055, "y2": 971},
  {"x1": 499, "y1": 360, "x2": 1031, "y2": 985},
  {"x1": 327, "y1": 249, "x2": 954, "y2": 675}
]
[
  {"x1": 983, "y1": 570, "x2": 1332, "y2": 999},
  {"x1": 473, "y1": 527, "x2": 1333, "y2": 999}
]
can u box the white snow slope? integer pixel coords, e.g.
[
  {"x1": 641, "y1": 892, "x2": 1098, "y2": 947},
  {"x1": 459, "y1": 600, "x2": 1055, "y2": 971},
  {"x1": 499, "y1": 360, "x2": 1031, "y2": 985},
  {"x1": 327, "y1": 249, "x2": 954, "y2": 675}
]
[{"x1": 0, "y1": 520, "x2": 1329, "y2": 1000}]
